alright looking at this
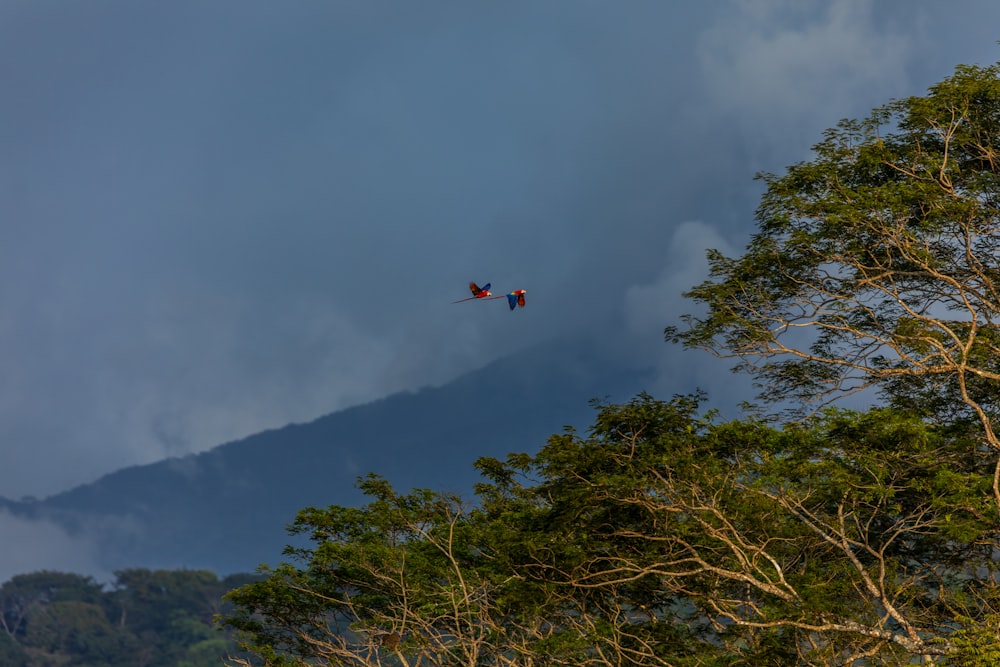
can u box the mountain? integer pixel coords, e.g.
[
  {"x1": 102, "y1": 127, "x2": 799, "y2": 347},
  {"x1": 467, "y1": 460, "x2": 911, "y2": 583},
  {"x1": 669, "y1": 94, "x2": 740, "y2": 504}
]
[{"x1": 0, "y1": 337, "x2": 653, "y2": 574}]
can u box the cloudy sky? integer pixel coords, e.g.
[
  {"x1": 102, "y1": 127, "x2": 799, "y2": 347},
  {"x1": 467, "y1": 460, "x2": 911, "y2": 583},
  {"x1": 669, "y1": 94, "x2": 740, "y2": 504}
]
[{"x1": 1, "y1": 1, "x2": 999, "y2": 503}]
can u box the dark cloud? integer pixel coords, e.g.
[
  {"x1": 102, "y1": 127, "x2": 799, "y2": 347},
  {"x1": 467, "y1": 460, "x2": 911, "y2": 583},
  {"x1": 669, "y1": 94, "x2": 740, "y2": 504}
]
[{"x1": 1, "y1": 2, "x2": 999, "y2": 499}]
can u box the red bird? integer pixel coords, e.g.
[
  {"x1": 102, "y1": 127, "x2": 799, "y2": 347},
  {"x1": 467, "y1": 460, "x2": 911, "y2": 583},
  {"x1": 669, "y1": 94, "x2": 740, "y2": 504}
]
[
  {"x1": 499, "y1": 289, "x2": 526, "y2": 310},
  {"x1": 452, "y1": 282, "x2": 493, "y2": 303}
]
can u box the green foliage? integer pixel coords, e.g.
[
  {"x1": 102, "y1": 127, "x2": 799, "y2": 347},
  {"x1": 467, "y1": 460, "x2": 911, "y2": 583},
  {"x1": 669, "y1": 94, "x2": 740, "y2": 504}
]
[
  {"x1": 0, "y1": 568, "x2": 253, "y2": 667},
  {"x1": 666, "y1": 61, "x2": 1000, "y2": 436},
  {"x1": 945, "y1": 615, "x2": 1000, "y2": 666},
  {"x1": 0, "y1": 631, "x2": 28, "y2": 665},
  {"x1": 224, "y1": 395, "x2": 1000, "y2": 665},
  {"x1": 24, "y1": 600, "x2": 117, "y2": 654},
  {"x1": 179, "y1": 636, "x2": 236, "y2": 667}
]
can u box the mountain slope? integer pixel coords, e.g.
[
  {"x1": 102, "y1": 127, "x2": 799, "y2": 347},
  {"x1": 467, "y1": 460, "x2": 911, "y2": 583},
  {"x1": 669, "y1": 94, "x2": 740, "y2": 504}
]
[{"x1": 2, "y1": 338, "x2": 651, "y2": 574}]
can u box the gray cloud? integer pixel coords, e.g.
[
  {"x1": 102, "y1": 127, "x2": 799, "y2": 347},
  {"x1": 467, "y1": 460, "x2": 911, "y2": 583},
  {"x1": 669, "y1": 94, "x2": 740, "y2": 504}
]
[
  {"x1": 0, "y1": 510, "x2": 108, "y2": 583},
  {"x1": 622, "y1": 220, "x2": 753, "y2": 413},
  {"x1": 700, "y1": 1, "x2": 912, "y2": 111},
  {"x1": 1, "y1": 1, "x2": 1000, "y2": 502}
]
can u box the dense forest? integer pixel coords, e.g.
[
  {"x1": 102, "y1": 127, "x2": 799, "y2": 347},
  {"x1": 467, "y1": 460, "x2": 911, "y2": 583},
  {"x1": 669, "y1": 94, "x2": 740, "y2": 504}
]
[{"x1": 0, "y1": 569, "x2": 256, "y2": 667}]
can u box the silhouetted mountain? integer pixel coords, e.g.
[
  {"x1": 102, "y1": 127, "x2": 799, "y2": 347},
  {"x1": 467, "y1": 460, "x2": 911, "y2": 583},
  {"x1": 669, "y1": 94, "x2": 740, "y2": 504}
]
[{"x1": 1, "y1": 337, "x2": 652, "y2": 574}]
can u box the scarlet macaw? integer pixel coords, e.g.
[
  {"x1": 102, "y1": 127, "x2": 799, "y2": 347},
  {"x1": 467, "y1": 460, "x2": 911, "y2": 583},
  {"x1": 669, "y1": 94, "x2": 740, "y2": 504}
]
[
  {"x1": 499, "y1": 289, "x2": 526, "y2": 310},
  {"x1": 452, "y1": 282, "x2": 493, "y2": 303}
]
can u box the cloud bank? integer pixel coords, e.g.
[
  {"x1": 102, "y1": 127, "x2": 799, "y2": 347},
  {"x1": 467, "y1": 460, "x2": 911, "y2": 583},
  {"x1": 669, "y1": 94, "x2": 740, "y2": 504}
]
[{"x1": 0, "y1": 1, "x2": 998, "y2": 503}]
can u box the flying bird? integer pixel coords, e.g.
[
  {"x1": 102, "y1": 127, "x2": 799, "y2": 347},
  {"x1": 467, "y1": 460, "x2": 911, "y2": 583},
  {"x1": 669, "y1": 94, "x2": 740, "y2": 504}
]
[
  {"x1": 452, "y1": 282, "x2": 493, "y2": 303},
  {"x1": 500, "y1": 289, "x2": 526, "y2": 310}
]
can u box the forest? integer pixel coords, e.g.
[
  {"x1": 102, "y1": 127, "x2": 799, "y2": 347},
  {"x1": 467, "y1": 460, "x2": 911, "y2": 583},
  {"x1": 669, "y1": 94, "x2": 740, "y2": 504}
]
[{"x1": 0, "y1": 569, "x2": 255, "y2": 667}]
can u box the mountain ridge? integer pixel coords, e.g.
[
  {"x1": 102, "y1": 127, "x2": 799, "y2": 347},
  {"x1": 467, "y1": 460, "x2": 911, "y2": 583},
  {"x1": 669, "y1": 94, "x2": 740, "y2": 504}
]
[{"x1": 2, "y1": 337, "x2": 652, "y2": 574}]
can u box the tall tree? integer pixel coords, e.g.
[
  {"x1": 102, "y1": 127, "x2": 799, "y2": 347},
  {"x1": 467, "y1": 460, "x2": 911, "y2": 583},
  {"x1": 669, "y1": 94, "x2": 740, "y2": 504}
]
[
  {"x1": 224, "y1": 476, "x2": 584, "y2": 667},
  {"x1": 224, "y1": 396, "x2": 1000, "y2": 665},
  {"x1": 477, "y1": 396, "x2": 999, "y2": 665},
  {"x1": 666, "y1": 62, "x2": 1000, "y2": 504}
]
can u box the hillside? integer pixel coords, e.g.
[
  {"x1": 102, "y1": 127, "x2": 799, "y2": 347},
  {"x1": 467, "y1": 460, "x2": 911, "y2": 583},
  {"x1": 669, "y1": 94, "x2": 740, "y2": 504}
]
[{"x1": 1, "y1": 338, "x2": 651, "y2": 574}]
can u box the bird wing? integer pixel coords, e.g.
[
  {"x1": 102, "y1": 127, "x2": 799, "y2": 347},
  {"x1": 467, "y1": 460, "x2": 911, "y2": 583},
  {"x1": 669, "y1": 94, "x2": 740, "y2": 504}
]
[{"x1": 455, "y1": 281, "x2": 493, "y2": 302}]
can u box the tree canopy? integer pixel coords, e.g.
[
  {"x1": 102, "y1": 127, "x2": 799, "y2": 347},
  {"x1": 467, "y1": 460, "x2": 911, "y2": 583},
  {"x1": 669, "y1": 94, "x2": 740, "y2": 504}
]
[
  {"x1": 666, "y1": 62, "x2": 1000, "y2": 505},
  {"x1": 0, "y1": 568, "x2": 254, "y2": 667},
  {"x1": 224, "y1": 396, "x2": 1000, "y2": 665}
]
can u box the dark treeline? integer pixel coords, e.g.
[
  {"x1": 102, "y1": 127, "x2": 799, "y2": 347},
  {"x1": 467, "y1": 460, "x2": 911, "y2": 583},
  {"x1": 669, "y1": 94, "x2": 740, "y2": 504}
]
[{"x1": 0, "y1": 568, "x2": 257, "y2": 667}]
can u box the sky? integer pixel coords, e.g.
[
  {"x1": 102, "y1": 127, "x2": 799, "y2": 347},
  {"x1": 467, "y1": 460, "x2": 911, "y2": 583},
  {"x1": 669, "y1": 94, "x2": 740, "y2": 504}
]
[{"x1": 1, "y1": 1, "x2": 1000, "y2": 508}]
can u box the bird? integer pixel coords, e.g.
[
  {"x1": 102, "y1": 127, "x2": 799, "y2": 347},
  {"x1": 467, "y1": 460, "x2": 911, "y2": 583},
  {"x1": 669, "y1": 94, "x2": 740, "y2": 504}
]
[
  {"x1": 452, "y1": 281, "x2": 493, "y2": 303},
  {"x1": 500, "y1": 289, "x2": 526, "y2": 310}
]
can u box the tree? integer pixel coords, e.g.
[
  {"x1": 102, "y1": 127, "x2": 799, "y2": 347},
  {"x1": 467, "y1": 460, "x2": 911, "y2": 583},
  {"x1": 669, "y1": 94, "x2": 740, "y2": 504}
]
[
  {"x1": 22, "y1": 599, "x2": 134, "y2": 664},
  {"x1": 479, "y1": 395, "x2": 999, "y2": 665},
  {"x1": 224, "y1": 396, "x2": 1000, "y2": 665},
  {"x1": 0, "y1": 631, "x2": 27, "y2": 666},
  {"x1": 665, "y1": 62, "x2": 1000, "y2": 506},
  {"x1": 107, "y1": 568, "x2": 245, "y2": 667},
  {"x1": 0, "y1": 568, "x2": 250, "y2": 667},
  {"x1": 224, "y1": 476, "x2": 565, "y2": 667},
  {"x1": 0, "y1": 571, "x2": 103, "y2": 641}
]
